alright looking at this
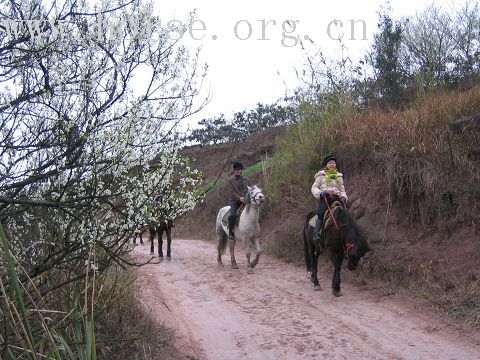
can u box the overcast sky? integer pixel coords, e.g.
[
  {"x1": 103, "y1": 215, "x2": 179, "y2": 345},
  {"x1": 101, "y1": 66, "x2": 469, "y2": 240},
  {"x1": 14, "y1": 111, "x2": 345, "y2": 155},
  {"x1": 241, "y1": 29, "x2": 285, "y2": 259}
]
[{"x1": 156, "y1": 0, "x2": 462, "y2": 128}]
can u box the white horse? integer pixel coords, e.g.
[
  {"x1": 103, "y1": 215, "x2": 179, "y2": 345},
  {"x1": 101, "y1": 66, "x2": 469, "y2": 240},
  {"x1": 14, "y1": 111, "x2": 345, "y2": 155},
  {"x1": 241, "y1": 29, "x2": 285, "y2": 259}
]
[{"x1": 216, "y1": 185, "x2": 265, "y2": 273}]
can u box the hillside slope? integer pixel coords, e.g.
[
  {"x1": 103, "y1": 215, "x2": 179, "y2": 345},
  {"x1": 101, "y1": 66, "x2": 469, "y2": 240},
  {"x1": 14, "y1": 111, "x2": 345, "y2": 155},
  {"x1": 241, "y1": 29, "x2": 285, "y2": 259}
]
[{"x1": 180, "y1": 126, "x2": 285, "y2": 182}]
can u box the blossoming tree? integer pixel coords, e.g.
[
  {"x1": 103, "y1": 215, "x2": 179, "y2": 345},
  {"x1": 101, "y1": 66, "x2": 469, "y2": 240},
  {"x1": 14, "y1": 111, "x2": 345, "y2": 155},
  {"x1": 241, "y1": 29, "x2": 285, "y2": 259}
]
[{"x1": 0, "y1": 0, "x2": 204, "y2": 326}]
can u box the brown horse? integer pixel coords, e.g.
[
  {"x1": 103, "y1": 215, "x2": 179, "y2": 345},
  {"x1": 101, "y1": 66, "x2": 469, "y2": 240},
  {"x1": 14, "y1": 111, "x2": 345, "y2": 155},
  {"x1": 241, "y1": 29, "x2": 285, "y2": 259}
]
[{"x1": 302, "y1": 204, "x2": 370, "y2": 296}]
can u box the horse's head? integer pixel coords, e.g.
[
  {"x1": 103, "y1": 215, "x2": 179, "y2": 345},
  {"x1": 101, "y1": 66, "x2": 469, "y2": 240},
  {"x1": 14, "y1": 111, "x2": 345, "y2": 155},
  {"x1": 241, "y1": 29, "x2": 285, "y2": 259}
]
[
  {"x1": 246, "y1": 185, "x2": 265, "y2": 207},
  {"x1": 346, "y1": 238, "x2": 370, "y2": 271},
  {"x1": 336, "y1": 208, "x2": 371, "y2": 271}
]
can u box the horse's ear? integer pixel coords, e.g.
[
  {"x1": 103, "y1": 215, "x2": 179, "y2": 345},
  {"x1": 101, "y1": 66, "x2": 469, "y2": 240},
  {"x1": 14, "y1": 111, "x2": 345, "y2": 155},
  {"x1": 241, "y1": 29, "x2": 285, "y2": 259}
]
[{"x1": 247, "y1": 185, "x2": 251, "y2": 190}]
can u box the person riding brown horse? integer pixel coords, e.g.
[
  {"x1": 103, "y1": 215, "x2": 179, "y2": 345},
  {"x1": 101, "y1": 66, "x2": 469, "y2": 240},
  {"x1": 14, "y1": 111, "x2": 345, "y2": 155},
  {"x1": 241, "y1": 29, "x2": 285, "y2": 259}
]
[
  {"x1": 305, "y1": 154, "x2": 370, "y2": 295},
  {"x1": 311, "y1": 155, "x2": 348, "y2": 244}
]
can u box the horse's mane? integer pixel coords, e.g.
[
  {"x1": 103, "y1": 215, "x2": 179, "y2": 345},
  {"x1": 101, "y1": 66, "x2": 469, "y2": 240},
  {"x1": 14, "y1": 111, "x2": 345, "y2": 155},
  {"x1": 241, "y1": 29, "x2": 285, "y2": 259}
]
[{"x1": 245, "y1": 187, "x2": 252, "y2": 213}]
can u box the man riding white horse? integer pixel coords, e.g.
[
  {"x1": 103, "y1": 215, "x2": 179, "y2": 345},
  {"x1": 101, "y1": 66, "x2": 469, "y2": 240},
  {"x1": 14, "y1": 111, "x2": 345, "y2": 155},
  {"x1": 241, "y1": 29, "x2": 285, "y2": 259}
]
[
  {"x1": 216, "y1": 184, "x2": 265, "y2": 272},
  {"x1": 227, "y1": 161, "x2": 248, "y2": 240}
]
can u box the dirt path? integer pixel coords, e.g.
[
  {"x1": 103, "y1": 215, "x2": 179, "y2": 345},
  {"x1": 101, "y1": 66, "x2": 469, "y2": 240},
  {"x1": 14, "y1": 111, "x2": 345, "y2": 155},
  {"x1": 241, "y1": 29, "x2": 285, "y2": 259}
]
[{"x1": 133, "y1": 239, "x2": 480, "y2": 360}]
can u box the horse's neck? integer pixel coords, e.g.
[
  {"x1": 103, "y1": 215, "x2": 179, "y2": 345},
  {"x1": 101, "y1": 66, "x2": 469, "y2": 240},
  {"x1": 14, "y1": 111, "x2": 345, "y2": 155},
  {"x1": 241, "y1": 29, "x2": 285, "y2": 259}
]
[{"x1": 243, "y1": 203, "x2": 259, "y2": 221}]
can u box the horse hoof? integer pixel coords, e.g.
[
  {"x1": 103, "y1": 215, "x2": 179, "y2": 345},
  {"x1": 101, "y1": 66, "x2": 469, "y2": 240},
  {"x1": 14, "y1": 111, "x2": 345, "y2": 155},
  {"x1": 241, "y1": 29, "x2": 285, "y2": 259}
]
[
  {"x1": 166, "y1": 256, "x2": 171, "y2": 261},
  {"x1": 231, "y1": 263, "x2": 239, "y2": 269},
  {"x1": 218, "y1": 261, "x2": 224, "y2": 267},
  {"x1": 332, "y1": 289, "x2": 343, "y2": 297},
  {"x1": 314, "y1": 285, "x2": 321, "y2": 291},
  {"x1": 159, "y1": 256, "x2": 164, "y2": 261},
  {"x1": 247, "y1": 268, "x2": 254, "y2": 274}
]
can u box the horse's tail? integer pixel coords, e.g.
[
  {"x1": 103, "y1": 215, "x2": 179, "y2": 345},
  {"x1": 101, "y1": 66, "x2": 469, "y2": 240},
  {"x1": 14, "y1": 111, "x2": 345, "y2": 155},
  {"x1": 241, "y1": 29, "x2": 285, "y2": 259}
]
[
  {"x1": 303, "y1": 211, "x2": 316, "y2": 273},
  {"x1": 216, "y1": 216, "x2": 228, "y2": 255}
]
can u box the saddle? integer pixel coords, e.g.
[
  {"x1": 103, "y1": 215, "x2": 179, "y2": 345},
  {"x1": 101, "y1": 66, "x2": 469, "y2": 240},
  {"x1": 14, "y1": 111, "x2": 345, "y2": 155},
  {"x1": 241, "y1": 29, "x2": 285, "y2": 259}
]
[
  {"x1": 308, "y1": 201, "x2": 344, "y2": 231},
  {"x1": 221, "y1": 203, "x2": 246, "y2": 227}
]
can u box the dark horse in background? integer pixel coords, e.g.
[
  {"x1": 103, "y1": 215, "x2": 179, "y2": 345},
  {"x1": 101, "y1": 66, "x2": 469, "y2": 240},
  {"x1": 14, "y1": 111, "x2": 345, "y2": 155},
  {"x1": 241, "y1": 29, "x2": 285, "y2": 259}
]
[
  {"x1": 149, "y1": 220, "x2": 173, "y2": 260},
  {"x1": 302, "y1": 202, "x2": 370, "y2": 296},
  {"x1": 133, "y1": 194, "x2": 174, "y2": 260},
  {"x1": 133, "y1": 220, "x2": 174, "y2": 260}
]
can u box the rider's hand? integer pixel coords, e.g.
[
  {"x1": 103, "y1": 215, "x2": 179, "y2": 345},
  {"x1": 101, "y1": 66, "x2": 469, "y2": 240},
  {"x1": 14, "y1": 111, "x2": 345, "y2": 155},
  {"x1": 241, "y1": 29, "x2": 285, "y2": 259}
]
[
  {"x1": 239, "y1": 197, "x2": 245, "y2": 203},
  {"x1": 340, "y1": 196, "x2": 348, "y2": 207},
  {"x1": 320, "y1": 191, "x2": 327, "y2": 199}
]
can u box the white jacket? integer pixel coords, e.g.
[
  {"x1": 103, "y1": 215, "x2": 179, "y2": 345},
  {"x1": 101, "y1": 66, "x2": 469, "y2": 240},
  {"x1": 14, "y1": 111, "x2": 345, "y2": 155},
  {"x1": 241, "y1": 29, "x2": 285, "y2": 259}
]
[{"x1": 311, "y1": 170, "x2": 347, "y2": 201}]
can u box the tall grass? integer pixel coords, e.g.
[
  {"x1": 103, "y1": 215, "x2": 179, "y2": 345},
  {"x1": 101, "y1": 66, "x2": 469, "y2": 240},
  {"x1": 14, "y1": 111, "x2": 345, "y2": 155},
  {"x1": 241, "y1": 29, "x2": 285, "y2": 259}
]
[
  {"x1": 266, "y1": 96, "x2": 353, "y2": 214},
  {"x1": 0, "y1": 222, "x2": 97, "y2": 359},
  {"x1": 1, "y1": 223, "x2": 171, "y2": 359},
  {"x1": 242, "y1": 157, "x2": 275, "y2": 178}
]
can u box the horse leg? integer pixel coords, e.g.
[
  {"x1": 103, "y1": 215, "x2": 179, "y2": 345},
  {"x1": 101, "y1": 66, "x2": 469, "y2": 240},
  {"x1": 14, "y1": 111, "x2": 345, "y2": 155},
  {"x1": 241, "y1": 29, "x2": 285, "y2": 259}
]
[
  {"x1": 303, "y1": 227, "x2": 315, "y2": 280},
  {"x1": 158, "y1": 225, "x2": 164, "y2": 259},
  {"x1": 250, "y1": 236, "x2": 262, "y2": 269},
  {"x1": 165, "y1": 225, "x2": 172, "y2": 260},
  {"x1": 331, "y1": 253, "x2": 344, "y2": 297},
  {"x1": 245, "y1": 240, "x2": 253, "y2": 274},
  {"x1": 140, "y1": 230, "x2": 144, "y2": 245},
  {"x1": 149, "y1": 226, "x2": 156, "y2": 255},
  {"x1": 229, "y1": 238, "x2": 238, "y2": 269},
  {"x1": 303, "y1": 230, "x2": 311, "y2": 273},
  {"x1": 308, "y1": 246, "x2": 315, "y2": 283},
  {"x1": 217, "y1": 239, "x2": 224, "y2": 267},
  {"x1": 312, "y1": 250, "x2": 321, "y2": 291},
  {"x1": 216, "y1": 225, "x2": 226, "y2": 267}
]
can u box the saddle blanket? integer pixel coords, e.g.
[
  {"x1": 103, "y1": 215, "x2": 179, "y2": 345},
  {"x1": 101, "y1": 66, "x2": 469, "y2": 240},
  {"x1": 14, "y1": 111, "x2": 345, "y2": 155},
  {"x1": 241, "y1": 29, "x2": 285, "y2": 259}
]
[
  {"x1": 221, "y1": 205, "x2": 245, "y2": 227},
  {"x1": 309, "y1": 201, "x2": 344, "y2": 229}
]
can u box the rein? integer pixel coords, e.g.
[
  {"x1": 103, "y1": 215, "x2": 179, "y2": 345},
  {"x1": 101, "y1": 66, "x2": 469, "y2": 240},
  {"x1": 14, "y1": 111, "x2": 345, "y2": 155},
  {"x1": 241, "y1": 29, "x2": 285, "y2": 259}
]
[
  {"x1": 324, "y1": 197, "x2": 355, "y2": 255},
  {"x1": 324, "y1": 197, "x2": 340, "y2": 231}
]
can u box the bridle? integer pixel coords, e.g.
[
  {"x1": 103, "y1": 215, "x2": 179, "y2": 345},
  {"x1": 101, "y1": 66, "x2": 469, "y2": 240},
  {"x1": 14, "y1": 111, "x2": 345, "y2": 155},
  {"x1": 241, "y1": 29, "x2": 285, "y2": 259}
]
[
  {"x1": 249, "y1": 187, "x2": 264, "y2": 206},
  {"x1": 344, "y1": 242, "x2": 354, "y2": 257}
]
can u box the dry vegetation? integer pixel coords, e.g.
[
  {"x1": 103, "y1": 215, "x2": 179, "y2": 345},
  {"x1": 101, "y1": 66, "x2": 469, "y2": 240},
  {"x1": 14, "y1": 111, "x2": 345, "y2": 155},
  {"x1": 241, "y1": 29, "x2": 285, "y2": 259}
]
[{"x1": 95, "y1": 278, "x2": 175, "y2": 359}]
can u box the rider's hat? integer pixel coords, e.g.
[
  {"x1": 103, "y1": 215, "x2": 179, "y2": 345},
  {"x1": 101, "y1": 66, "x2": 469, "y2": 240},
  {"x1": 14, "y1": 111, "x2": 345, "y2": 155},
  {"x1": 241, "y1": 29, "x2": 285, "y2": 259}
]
[
  {"x1": 321, "y1": 155, "x2": 337, "y2": 168},
  {"x1": 233, "y1": 161, "x2": 244, "y2": 170}
]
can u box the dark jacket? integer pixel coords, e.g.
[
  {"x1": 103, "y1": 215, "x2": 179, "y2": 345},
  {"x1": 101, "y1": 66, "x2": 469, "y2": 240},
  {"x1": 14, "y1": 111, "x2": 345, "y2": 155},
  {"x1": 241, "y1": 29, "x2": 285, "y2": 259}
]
[{"x1": 228, "y1": 175, "x2": 248, "y2": 203}]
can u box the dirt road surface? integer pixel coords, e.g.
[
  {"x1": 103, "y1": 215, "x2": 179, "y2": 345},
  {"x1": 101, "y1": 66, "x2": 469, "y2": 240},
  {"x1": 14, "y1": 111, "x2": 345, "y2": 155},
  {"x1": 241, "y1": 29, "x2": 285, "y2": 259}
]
[{"x1": 133, "y1": 239, "x2": 480, "y2": 360}]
